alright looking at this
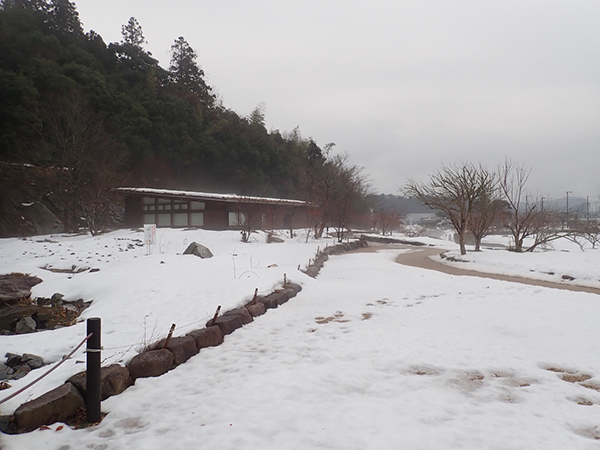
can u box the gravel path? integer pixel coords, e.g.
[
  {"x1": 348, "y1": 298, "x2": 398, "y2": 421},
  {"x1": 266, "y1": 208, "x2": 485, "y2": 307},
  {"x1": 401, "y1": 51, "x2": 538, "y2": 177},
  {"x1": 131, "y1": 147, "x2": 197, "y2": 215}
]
[{"x1": 356, "y1": 242, "x2": 600, "y2": 296}]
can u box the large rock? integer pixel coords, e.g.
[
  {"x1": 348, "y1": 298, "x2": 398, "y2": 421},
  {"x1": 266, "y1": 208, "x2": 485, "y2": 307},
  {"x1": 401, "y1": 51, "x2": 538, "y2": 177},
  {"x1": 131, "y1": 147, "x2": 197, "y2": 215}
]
[
  {"x1": 19, "y1": 201, "x2": 64, "y2": 236},
  {"x1": 21, "y1": 353, "x2": 44, "y2": 370},
  {"x1": 155, "y1": 336, "x2": 198, "y2": 366},
  {"x1": 68, "y1": 364, "x2": 133, "y2": 401},
  {"x1": 0, "y1": 274, "x2": 43, "y2": 303},
  {"x1": 12, "y1": 365, "x2": 31, "y2": 380},
  {"x1": 187, "y1": 326, "x2": 223, "y2": 349},
  {"x1": 0, "y1": 353, "x2": 44, "y2": 381},
  {"x1": 15, "y1": 316, "x2": 37, "y2": 334},
  {"x1": 127, "y1": 349, "x2": 174, "y2": 380},
  {"x1": 13, "y1": 382, "x2": 84, "y2": 432},
  {"x1": 0, "y1": 362, "x2": 14, "y2": 380},
  {"x1": 183, "y1": 242, "x2": 213, "y2": 259}
]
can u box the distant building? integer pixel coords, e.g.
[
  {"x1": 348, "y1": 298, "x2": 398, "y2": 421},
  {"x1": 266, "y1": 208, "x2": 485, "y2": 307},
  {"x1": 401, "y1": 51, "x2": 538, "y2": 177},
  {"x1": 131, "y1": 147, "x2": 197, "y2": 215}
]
[
  {"x1": 404, "y1": 213, "x2": 440, "y2": 227},
  {"x1": 118, "y1": 187, "x2": 312, "y2": 230}
]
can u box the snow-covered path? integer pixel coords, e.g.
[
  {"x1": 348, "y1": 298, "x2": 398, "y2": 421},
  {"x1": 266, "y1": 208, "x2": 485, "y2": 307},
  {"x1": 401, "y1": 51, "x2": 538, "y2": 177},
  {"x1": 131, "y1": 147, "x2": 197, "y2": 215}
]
[
  {"x1": 4, "y1": 245, "x2": 600, "y2": 449},
  {"x1": 392, "y1": 245, "x2": 600, "y2": 295}
]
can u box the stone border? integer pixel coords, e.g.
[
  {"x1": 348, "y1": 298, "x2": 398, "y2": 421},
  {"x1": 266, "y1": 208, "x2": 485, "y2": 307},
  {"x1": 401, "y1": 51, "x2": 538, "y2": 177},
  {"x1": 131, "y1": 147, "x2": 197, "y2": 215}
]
[
  {"x1": 1, "y1": 239, "x2": 368, "y2": 434},
  {"x1": 359, "y1": 234, "x2": 428, "y2": 247},
  {"x1": 301, "y1": 239, "x2": 369, "y2": 278}
]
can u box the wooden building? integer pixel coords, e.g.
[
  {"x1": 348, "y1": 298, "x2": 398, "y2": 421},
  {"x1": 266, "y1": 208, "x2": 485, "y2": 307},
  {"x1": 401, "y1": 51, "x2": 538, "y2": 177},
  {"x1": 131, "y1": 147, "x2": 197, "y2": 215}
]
[{"x1": 118, "y1": 187, "x2": 312, "y2": 230}]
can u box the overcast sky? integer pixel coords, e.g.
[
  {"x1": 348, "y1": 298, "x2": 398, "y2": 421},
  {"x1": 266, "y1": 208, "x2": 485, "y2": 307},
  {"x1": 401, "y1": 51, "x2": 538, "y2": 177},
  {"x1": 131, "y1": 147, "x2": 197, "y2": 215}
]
[{"x1": 74, "y1": 0, "x2": 600, "y2": 201}]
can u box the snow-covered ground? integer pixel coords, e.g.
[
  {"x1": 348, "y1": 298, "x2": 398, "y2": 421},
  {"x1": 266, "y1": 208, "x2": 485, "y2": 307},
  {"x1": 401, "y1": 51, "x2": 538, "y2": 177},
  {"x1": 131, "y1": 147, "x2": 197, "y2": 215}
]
[
  {"x1": 440, "y1": 235, "x2": 600, "y2": 290},
  {"x1": 1, "y1": 229, "x2": 600, "y2": 449}
]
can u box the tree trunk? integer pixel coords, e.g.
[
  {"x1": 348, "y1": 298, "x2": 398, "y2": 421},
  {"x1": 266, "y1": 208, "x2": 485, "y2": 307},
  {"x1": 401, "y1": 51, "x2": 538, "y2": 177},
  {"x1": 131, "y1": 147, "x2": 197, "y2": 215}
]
[
  {"x1": 458, "y1": 231, "x2": 467, "y2": 255},
  {"x1": 515, "y1": 237, "x2": 524, "y2": 252}
]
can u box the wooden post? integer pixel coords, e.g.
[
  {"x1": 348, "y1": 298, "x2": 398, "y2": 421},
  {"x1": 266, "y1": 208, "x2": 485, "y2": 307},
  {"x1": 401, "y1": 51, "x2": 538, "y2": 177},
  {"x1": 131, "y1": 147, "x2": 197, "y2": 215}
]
[
  {"x1": 163, "y1": 324, "x2": 176, "y2": 349},
  {"x1": 86, "y1": 317, "x2": 101, "y2": 423},
  {"x1": 247, "y1": 288, "x2": 258, "y2": 306},
  {"x1": 209, "y1": 305, "x2": 221, "y2": 327}
]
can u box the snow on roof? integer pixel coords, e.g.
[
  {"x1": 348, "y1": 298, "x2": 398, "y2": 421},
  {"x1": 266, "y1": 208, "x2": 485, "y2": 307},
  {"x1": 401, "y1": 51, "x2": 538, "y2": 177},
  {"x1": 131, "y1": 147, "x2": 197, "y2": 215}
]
[{"x1": 117, "y1": 187, "x2": 309, "y2": 206}]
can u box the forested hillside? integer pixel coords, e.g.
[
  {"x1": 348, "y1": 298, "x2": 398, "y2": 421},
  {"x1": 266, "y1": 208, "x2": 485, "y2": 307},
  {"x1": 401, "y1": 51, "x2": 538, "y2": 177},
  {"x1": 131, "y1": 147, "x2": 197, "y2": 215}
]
[
  {"x1": 0, "y1": 0, "x2": 324, "y2": 195},
  {"x1": 0, "y1": 1, "x2": 379, "y2": 237}
]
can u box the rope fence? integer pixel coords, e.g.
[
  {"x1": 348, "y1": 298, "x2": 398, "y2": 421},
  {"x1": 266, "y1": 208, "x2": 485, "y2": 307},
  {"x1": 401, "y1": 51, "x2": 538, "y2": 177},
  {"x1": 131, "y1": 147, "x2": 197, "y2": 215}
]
[
  {"x1": 0, "y1": 332, "x2": 92, "y2": 406},
  {"x1": 0, "y1": 310, "x2": 215, "y2": 406},
  {"x1": 0, "y1": 277, "x2": 288, "y2": 408}
]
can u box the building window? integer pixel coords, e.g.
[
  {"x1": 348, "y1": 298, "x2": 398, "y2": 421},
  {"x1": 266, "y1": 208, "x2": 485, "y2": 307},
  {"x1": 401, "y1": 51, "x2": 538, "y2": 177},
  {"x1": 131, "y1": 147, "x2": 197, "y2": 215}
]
[
  {"x1": 157, "y1": 214, "x2": 171, "y2": 227},
  {"x1": 143, "y1": 197, "x2": 155, "y2": 205},
  {"x1": 190, "y1": 212, "x2": 204, "y2": 226},
  {"x1": 190, "y1": 201, "x2": 205, "y2": 210},
  {"x1": 228, "y1": 212, "x2": 246, "y2": 226},
  {"x1": 143, "y1": 214, "x2": 155, "y2": 225},
  {"x1": 173, "y1": 213, "x2": 188, "y2": 227}
]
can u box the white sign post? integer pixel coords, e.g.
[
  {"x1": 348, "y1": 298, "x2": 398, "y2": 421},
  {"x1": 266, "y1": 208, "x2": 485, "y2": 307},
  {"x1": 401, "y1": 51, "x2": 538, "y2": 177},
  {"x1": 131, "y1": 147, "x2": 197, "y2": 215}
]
[{"x1": 144, "y1": 224, "x2": 156, "y2": 255}]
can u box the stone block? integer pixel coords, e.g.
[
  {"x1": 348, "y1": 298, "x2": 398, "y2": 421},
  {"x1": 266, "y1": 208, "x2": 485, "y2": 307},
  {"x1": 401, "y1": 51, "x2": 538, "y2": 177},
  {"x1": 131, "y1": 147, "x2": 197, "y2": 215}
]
[
  {"x1": 258, "y1": 290, "x2": 290, "y2": 309},
  {"x1": 209, "y1": 314, "x2": 243, "y2": 336},
  {"x1": 187, "y1": 326, "x2": 223, "y2": 349},
  {"x1": 285, "y1": 283, "x2": 302, "y2": 297},
  {"x1": 127, "y1": 349, "x2": 174, "y2": 380},
  {"x1": 68, "y1": 364, "x2": 133, "y2": 401},
  {"x1": 303, "y1": 266, "x2": 320, "y2": 278},
  {"x1": 223, "y1": 307, "x2": 253, "y2": 325},
  {"x1": 246, "y1": 303, "x2": 266, "y2": 317},
  {"x1": 155, "y1": 336, "x2": 198, "y2": 366},
  {"x1": 14, "y1": 382, "x2": 84, "y2": 432}
]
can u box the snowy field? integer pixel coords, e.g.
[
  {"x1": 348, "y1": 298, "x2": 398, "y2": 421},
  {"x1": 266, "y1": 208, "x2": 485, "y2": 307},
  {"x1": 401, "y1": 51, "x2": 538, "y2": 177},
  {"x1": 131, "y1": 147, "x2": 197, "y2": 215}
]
[
  {"x1": 439, "y1": 235, "x2": 600, "y2": 290},
  {"x1": 1, "y1": 229, "x2": 600, "y2": 449}
]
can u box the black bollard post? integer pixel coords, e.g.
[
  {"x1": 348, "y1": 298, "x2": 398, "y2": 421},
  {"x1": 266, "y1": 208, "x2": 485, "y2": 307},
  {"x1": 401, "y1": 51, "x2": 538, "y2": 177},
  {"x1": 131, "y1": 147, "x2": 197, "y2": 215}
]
[{"x1": 86, "y1": 317, "x2": 101, "y2": 423}]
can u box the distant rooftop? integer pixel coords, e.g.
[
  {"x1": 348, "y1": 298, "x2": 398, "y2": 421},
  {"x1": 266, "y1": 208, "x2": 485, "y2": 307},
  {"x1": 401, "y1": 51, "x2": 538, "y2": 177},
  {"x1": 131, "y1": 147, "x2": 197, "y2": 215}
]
[{"x1": 117, "y1": 187, "x2": 309, "y2": 207}]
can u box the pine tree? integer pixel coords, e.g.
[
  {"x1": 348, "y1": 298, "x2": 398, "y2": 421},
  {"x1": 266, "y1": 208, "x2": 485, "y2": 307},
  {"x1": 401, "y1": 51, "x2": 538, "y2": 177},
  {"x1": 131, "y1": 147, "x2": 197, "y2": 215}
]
[{"x1": 168, "y1": 36, "x2": 214, "y2": 106}]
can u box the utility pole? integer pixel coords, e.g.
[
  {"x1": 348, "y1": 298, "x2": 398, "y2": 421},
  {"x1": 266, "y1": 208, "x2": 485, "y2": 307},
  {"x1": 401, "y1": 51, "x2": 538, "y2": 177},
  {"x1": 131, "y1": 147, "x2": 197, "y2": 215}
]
[
  {"x1": 566, "y1": 191, "x2": 572, "y2": 229},
  {"x1": 586, "y1": 196, "x2": 589, "y2": 223}
]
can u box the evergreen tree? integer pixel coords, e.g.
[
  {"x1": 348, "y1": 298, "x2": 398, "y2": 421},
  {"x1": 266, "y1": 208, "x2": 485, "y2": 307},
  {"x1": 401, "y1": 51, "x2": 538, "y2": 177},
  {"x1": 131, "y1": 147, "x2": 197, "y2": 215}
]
[
  {"x1": 168, "y1": 36, "x2": 214, "y2": 106},
  {"x1": 121, "y1": 16, "x2": 145, "y2": 48}
]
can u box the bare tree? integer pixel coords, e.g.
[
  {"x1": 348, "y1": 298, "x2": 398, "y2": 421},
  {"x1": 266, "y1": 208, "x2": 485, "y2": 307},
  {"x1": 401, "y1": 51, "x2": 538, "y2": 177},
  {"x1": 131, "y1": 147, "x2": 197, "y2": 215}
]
[
  {"x1": 328, "y1": 154, "x2": 370, "y2": 242},
  {"x1": 467, "y1": 188, "x2": 504, "y2": 251},
  {"x1": 404, "y1": 162, "x2": 495, "y2": 255},
  {"x1": 567, "y1": 221, "x2": 600, "y2": 250},
  {"x1": 526, "y1": 208, "x2": 567, "y2": 251},
  {"x1": 498, "y1": 160, "x2": 569, "y2": 252},
  {"x1": 372, "y1": 206, "x2": 402, "y2": 236},
  {"x1": 36, "y1": 93, "x2": 124, "y2": 235},
  {"x1": 298, "y1": 146, "x2": 369, "y2": 240},
  {"x1": 231, "y1": 196, "x2": 266, "y2": 243},
  {"x1": 497, "y1": 160, "x2": 539, "y2": 252}
]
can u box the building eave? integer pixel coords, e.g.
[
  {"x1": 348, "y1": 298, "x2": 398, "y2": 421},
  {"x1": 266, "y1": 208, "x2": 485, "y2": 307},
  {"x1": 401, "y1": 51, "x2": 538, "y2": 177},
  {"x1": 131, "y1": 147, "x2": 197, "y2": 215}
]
[{"x1": 117, "y1": 187, "x2": 310, "y2": 207}]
